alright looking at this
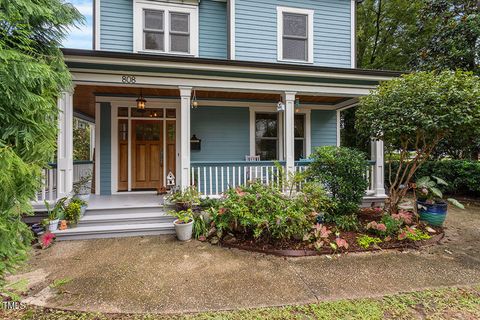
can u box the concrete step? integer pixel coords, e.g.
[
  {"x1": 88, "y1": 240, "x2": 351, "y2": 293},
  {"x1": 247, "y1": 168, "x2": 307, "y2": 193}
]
[
  {"x1": 55, "y1": 222, "x2": 175, "y2": 241},
  {"x1": 78, "y1": 212, "x2": 175, "y2": 226},
  {"x1": 84, "y1": 205, "x2": 169, "y2": 216}
]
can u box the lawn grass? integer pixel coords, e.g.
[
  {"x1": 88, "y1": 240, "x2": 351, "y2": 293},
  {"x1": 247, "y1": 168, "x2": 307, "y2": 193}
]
[{"x1": 1, "y1": 286, "x2": 479, "y2": 320}]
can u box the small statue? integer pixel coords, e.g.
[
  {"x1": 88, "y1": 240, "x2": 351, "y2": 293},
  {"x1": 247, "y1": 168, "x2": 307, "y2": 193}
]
[{"x1": 59, "y1": 220, "x2": 68, "y2": 230}]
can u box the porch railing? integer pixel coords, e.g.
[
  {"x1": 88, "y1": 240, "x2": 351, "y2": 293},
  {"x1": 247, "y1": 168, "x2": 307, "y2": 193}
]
[
  {"x1": 34, "y1": 161, "x2": 93, "y2": 204},
  {"x1": 190, "y1": 160, "x2": 377, "y2": 197}
]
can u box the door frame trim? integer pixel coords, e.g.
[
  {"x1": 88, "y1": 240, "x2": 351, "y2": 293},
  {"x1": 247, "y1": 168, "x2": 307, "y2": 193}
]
[{"x1": 111, "y1": 103, "x2": 178, "y2": 193}]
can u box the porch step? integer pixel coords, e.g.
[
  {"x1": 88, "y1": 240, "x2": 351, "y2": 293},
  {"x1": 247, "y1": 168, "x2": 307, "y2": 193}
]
[
  {"x1": 78, "y1": 212, "x2": 175, "y2": 227},
  {"x1": 54, "y1": 222, "x2": 175, "y2": 241},
  {"x1": 84, "y1": 205, "x2": 170, "y2": 216}
]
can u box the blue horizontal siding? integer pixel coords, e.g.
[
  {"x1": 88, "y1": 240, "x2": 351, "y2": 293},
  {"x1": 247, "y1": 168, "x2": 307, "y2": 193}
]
[
  {"x1": 235, "y1": 0, "x2": 352, "y2": 67},
  {"x1": 191, "y1": 106, "x2": 250, "y2": 162},
  {"x1": 311, "y1": 110, "x2": 337, "y2": 149},
  {"x1": 99, "y1": 103, "x2": 112, "y2": 195},
  {"x1": 100, "y1": 0, "x2": 133, "y2": 52},
  {"x1": 199, "y1": 0, "x2": 228, "y2": 59}
]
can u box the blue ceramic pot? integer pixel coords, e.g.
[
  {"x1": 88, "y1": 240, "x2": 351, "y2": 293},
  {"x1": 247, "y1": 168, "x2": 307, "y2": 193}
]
[{"x1": 417, "y1": 200, "x2": 448, "y2": 227}]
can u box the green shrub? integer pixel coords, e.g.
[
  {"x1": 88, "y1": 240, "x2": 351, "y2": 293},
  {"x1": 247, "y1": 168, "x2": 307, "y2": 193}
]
[
  {"x1": 307, "y1": 146, "x2": 369, "y2": 215},
  {"x1": 212, "y1": 182, "x2": 329, "y2": 240},
  {"x1": 329, "y1": 214, "x2": 359, "y2": 232},
  {"x1": 380, "y1": 214, "x2": 403, "y2": 236},
  {"x1": 64, "y1": 201, "x2": 81, "y2": 224},
  {"x1": 387, "y1": 160, "x2": 480, "y2": 197}
]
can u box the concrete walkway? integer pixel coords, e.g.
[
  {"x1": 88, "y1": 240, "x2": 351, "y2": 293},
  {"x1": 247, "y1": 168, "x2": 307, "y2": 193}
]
[{"x1": 10, "y1": 204, "x2": 480, "y2": 314}]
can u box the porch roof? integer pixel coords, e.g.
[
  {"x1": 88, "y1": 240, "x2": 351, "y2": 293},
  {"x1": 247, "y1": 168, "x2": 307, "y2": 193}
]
[{"x1": 62, "y1": 49, "x2": 401, "y2": 94}]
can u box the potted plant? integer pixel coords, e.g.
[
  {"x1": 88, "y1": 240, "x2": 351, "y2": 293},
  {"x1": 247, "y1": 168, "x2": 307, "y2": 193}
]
[
  {"x1": 166, "y1": 187, "x2": 201, "y2": 211},
  {"x1": 71, "y1": 197, "x2": 88, "y2": 219},
  {"x1": 44, "y1": 197, "x2": 67, "y2": 232},
  {"x1": 64, "y1": 200, "x2": 82, "y2": 225},
  {"x1": 171, "y1": 209, "x2": 194, "y2": 241},
  {"x1": 73, "y1": 173, "x2": 92, "y2": 202},
  {"x1": 415, "y1": 176, "x2": 464, "y2": 227}
]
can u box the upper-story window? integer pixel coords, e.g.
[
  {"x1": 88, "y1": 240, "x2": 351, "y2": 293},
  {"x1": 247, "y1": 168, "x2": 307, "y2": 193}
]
[
  {"x1": 277, "y1": 7, "x2": 314, "y2": 64},
  {"x1": 134, "y1": 1, "x2": 199, "y2": 56}
]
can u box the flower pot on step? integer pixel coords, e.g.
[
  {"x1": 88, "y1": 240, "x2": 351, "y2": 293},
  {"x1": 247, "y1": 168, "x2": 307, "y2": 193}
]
[
  {"x1": 173, "y1": 219, "x2": 194, "y2": 241},
  {"x1": 48, "y1": 219, "x2": 60, "y2": 232},
  {"x1": 417, "y1": 200, "x2": 448, "y2": 227}
]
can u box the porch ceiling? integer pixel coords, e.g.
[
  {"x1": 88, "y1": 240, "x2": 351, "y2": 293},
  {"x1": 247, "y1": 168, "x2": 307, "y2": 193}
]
[{"x1": 73, "y1": 85, "x2": 350, "y2": 118}]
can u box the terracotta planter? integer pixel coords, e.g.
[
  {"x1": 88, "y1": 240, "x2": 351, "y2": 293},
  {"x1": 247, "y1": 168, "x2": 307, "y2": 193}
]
[{"x1": 173, "y1": 219, "x2": 193, "y2": 241}]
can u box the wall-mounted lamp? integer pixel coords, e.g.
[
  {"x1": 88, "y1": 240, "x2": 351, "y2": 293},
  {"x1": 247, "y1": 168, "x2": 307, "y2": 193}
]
[
  {"x1": 295, "y1": 98, "x2": 301, "y2": 113},
  {"x1": 191, "y1": 134, "x2": 201, "y2": 151},
  {"x1": 277, "y1": 96, "x2": 285, "y2": 112}
]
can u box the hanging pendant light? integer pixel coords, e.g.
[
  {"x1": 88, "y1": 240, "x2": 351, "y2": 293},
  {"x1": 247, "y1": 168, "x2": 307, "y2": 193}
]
[
  {"x1": 136, "y1": 89, "x2": 146, "y2": 113},
  {"x1": 191, "y1": 90, "x2": 199, "y2": 109},
  {"x1": 295, "y1": 98, "x2": 301, "y2": 113}
]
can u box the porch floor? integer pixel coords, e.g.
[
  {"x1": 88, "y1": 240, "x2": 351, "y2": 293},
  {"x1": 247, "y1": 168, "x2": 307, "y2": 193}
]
[{"x1": 87, "y1": 193, "x2": 165, "y2": 210}]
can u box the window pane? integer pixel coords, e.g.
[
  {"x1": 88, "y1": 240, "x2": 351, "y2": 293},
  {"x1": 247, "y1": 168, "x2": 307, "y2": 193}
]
[
  {"x1": 295, "y1": 140, "x2": 305, "y2": 160},
  {"x1": 284, "y1": 13, "x2": 307, "y2": 37},
  {"x1": 255, "y1": 113, "x2": 278, "y2": 138},
  {"x1": 170, "y1": 12, "x2": 189, "y2": 32},
  {"x1": 118, "y1": 107, "x2": 129, "y2": 117},
  {"x1": 145, "y1": 10, "x2": 164, "y2": 30},
  {"x1": 294, "y1": 114, "x2": 305, "y2": 138},
  {"x1": 256, "y1": 139, "x2": 277, "y2": 161},
  {"x1": 283, "y1": 38, "x2": 307, "y2": 61},
  {"x1": 145, "y1": 32, "x2": 164, "y2": 50},
  {"x1": 170, "y1": 34, "x2": 190, "y2": 53},
  {"x1": 166, "y1": 109, "x2": 176, "y2": 118}
]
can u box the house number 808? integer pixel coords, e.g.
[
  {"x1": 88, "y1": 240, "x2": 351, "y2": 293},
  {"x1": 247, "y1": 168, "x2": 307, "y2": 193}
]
[{"x1": 122, "y1": 76, "x2": 136, "y2": 84}]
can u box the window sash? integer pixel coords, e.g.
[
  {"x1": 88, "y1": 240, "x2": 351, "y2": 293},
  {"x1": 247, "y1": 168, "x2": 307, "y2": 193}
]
[
  {"x1": 169, "y1": 12, "x2": 190, "y2": 53},
  {"x1": 281, "y1": 11, "x2": 310, "y2": 62}
]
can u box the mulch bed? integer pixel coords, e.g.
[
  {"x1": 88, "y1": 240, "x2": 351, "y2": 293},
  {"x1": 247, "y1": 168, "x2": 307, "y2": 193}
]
[{"x1": 219, "y1": 211, "x2": 445, "y2": 257}]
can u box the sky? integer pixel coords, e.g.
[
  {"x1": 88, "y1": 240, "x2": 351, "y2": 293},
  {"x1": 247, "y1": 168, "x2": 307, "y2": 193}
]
[{"x1": 63, "y1": 0, "x2": 93, "y2": 49}]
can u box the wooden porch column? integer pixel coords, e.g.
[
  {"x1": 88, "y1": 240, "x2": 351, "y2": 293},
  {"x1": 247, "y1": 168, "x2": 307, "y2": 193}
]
[
  {"x1": 179, "y1": 87, "x2": 192, "y2": 189},
  {"x1": 371, "y1": 138, "x2": 387, "y2": 197},
  {"x1": 57, "y1": 90, "x2": 74, "y2": 199},
  {"x1": 284, "y1": 91, "x2": 296, "y2": 176}
]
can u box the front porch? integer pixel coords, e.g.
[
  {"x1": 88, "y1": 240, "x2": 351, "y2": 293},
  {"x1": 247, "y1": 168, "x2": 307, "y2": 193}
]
[{"x1": 32, "y1": 49, "x2": 395, "y2": 238}]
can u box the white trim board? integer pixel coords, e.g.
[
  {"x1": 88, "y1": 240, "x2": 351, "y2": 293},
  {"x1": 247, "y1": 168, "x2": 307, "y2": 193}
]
[
  {"x1": 277, "y1": 6, "x2": 314, "y2": 64},
  {"x1": 350, "y1": 0, "x2": 356, "y2": 68},
  {"x1": 94, "y1": 103, "x2": 101, "y2": 195},
  {"x1": 229, "y1": 0, "x2": 236, "y2": 59}
]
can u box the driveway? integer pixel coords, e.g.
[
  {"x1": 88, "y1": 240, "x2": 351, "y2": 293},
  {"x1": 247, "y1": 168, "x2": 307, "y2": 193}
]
[{"x1": 8, "y1": 203, "x2": 480, "y2": 314}]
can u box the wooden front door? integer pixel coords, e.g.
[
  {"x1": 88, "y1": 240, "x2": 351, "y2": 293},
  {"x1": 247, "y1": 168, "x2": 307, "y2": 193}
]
[{"x1": 132, "y1": 120, "x2": 163, "y2": 191}]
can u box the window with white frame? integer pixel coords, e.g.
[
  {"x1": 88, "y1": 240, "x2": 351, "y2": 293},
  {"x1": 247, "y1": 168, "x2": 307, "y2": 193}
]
[
  {"x1": 134, "y1": 1, "x2": 198, "y2": 56},
  {"x1": 277, "y1": 7, "x2": 314, "y2": 63}
]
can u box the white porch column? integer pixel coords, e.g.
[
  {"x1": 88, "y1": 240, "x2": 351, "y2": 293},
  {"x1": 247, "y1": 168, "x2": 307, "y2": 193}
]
[
  {"x1": 284, "y1": 91, "x2": 296, "y2": 176},
  {"x1": 57, "y1": 90, "x2": 74, "y2": 199},
  {"x1": 179, "y1": 86, "x2": 192, "y2": 189},
  {"x1": 89, "y1": 123, "x2": 95, "y2": 161},
  {"x1": 371, "y1": 138, "x2": 387, "y2": 197}
]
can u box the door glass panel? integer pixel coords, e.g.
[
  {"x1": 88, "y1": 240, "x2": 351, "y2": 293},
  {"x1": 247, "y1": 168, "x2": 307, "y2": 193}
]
[
  {"x1": 294, "y1": 114, "x2": 305, "y2": 138},
  {"x1": 132, "y1": 108, "x2": 163, "y2": 118},
  {"x1": 135, "y1": 123, "x2": 161, "y2": 141},
  {"x1": 119, "y1": 119, "x2": 128, "y2": 141}
]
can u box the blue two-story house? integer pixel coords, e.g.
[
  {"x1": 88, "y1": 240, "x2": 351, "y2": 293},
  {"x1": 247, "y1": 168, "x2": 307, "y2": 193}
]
[{"x1": 45, "y1": 0, "x2": 399, "y2": 239}]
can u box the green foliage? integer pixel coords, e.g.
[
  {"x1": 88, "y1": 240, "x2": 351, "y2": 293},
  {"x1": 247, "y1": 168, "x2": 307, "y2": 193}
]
[
  {"x1": 388, "y1": 160, "x2": 480, "y2": 197},
  {"x1": 212, "y1": 182, "x2": 323, "y2": 240},
  {"x1": 357, "y1": 0, "x2": 424, "y2": 71},
  {"x1": 199, "y1": 197, "x2": 220, "y2": 211},
  {"x1": 416, "y1": 0, "x2": 480, "y2": 74},
  {"x1": 171, "y1": 209, "x2": 194, "y2": 224},
  {"x1": 357, "y1": 71, "x2": 480, "y2": 213},
  {"x1": 0, "y1": 0, "x2": 82, "y2": 287},
  {"x1": 193, "y1": 214, "x2": 208, "y2": 240},
  {"x1": 72, "y1": 173, "x2": 92, "y2": 196},
  {"x1": 44, "y1": 197, "x2": 67, "y2": 221},
  {"x1": 73, "y1": 119, "x2": 91, "y2": 161},
  {"x1": 380, "y1": 214, "x2": 403, "y2": 236},
  {"x1": 64, "y1": 201, "x2": 81, "y2": 224},
  {"x1": 307, "y1": 146, "x2": 369, "y2": 216},
  {"x1": 416, "y1": 176, "x2": 464, "y2": 209},
  {"x1": 166, "y1": 187, "x2": 200, "y2": 208},
  {"x1": 330, "y1": 214, "x2": 359, "y2": 232},
  {"x1": 398, "y1": 227, "x2": 432, "y2": 241},
  {"x1": 357, "y1": 235, "x2": 382, "y2": 249}
]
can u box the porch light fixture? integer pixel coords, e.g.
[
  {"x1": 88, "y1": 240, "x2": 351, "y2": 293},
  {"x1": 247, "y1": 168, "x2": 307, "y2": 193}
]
[
  {"x1": 191, "y1": 90, "x2": 199, "y2": 109},
  {"x1": 295, "y1": 98, "x2": 301, "y2": 113},
  {"x1": 136, "y1": 89, "x2": 146, "y2": 113}
]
